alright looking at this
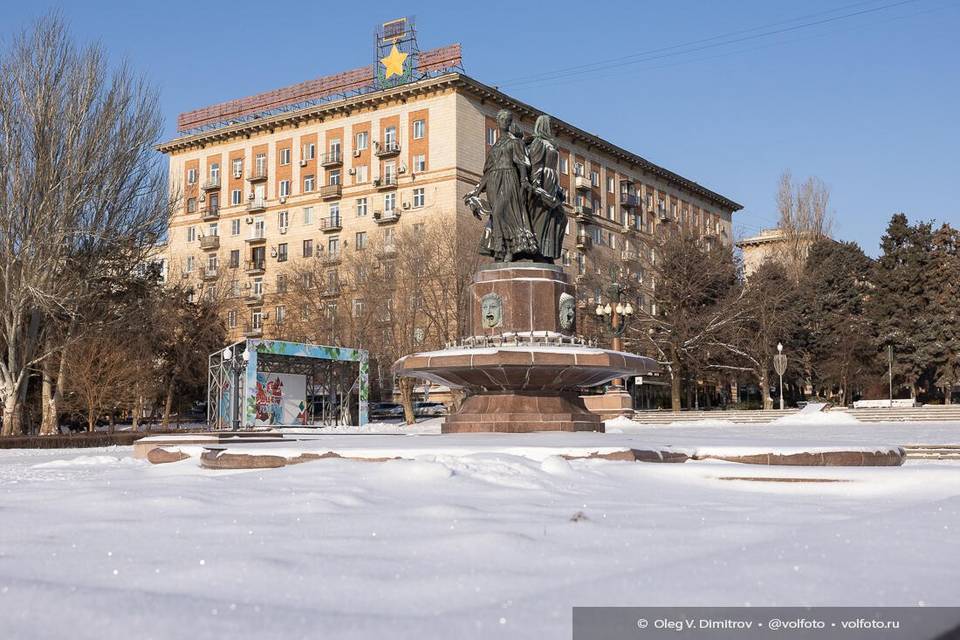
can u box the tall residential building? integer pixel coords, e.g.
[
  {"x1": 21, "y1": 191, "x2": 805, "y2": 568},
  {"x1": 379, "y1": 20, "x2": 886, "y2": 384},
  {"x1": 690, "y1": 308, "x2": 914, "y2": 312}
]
[{"x1": 159, "y1": 30, "x2": 741, "y2": 341}]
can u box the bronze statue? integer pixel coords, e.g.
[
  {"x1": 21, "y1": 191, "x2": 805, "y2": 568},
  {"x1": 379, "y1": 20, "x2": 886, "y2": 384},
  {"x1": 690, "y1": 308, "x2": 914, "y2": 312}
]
[
  {"x1": 466, "y1": 111, "x2": 567, "y2": 264},
  {"x1": 527, "y1": 115, "x2": 566, "y2": 262},
  {"x1": 465, "y1": 109, "x2": 539, "y2": 262}
]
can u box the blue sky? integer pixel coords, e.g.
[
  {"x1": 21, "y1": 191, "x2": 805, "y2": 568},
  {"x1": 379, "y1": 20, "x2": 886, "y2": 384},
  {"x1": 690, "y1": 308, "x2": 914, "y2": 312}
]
[{"x1": 3, "y1": 0, "x2": 958, "y2": 254}]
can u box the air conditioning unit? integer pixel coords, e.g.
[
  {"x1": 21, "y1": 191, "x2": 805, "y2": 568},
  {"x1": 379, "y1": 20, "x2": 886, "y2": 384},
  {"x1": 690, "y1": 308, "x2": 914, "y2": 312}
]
[
  {"x1": 279, "y1": 227, "x2": 287, "y2": 235},
  {"x1": 279, "y1": 196, "x2": 286, "y2": 204},
  {"x1": 348, "y1": 168, "x2": 356, "y2": 175},
  {"x1": 402, "y1": 202, "x2": 410, "y2": 210},
  {"x1": 248, "y1": 193, "x2": 255, "y2": 200},
  {"x1": 181, "y1": 271, "x2": 189, "y2": 279},
  {"x1": 398, "y1": 164, "x2": 407, "y2": 174},
  {"x1": 373, "y1": 209, "x2": 382, "y2": 219},
  {"x1": 270, "y1": 248, "x2": 278, "y2": 258},
  {"x1": 245, "y1": 216, "x2": 254, "y2": 224},
  {"x1": 262, "y1": 311, "x2": 270, "y2": 320},
  {"x1": 373, "y1": 178, "x2": 382, "y2": 187},
  {"x1": 300, "y1": 160, "x2": 308, "y2": 167},
  {"x1": 353, "y1": 149, "x2": 362, "y2": 157},
  {"x1": 233, "y1": 171, "x2": 242, "y2": 179},
  {"x1": 243, "y1": 282, "x2": 251, "y2": 289},
  {"x1": 199, "y1": 194, "x2": 206, "y2": 202}
]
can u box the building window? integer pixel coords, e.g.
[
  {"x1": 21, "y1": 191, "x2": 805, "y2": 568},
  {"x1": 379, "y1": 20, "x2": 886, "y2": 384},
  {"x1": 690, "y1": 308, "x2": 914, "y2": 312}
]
[
  {"x1": 329, "y1": 138, "x2": 341, "y2": 160},
  {"x1": 303, "y1": 239, "x2": 313, "y2": 258},
  {"x1": 230, "y1": 249, "x2": 240, "y2": 268},
  {"x1": 329, "y1": 169, "x2": 341, "y2": 186},
  {"x1": 254, "y1": 153, "x2": 266, "y2": 176},
  {"x1": 252, "y1": 310, "x2": 263, "y2": 330},
  {"x1": 231, "y1": 219, "x2": 241, "y2": 235},
  {"x1": 606, "y1": 176, "x2": 615, "y2": 192},
  {"x1": 279, "y1": 180, "x2": 290, "y2": 197},
  {"x1": 209, "y1": 163, "x2": 220, "y2": 182},
  {"x1": 227, "y1": 310, "x2": 237, "y2": 328},
  {"x1": 562, "y1": 249, "x2": 570, "y2": 267},
  {"x1": 303, "y1": 175, "x2": 315, "y2": 192},
  {"x1": 355, "y1": 231, "x2": 367, "y2": 249},
  {"x1": 277, "y1": 243, "x2": 288, "y2": 262},
  {"x1": 278, "y1": 210, "x2": 289, "y2": 229},
  {"x1": 412, "y1": 187, "x2": 425, "y2": 208},
  {"x1": 231, "y1": 159, "x2": 243, "y2": 178},
  {"x1": 208, "y1": 193, "x2": 219, "y2": 214},
  {"x1": 187, "y1": 198, "x2": 197, "y2": 213},
  {"x1": 208, "y1": 222, "x2": 218, "y2": 237},
  {"x1": 302, "y1": 206, "x2": 313, "y2": 225},
  {"x1": 276, "y1": 273, "x2": 287, "y2": 294},
  {"x1": 302, "y1": 142, "x2": 315, "y2": 161},
  {"x1": 186, "y1": 168, "x2": 197, "y2": 184},
  {"x1": 384, "y1": 192, "x2": 396, "y2": 212},
  {"x1": 185, "y1": 255, "x2": 195, "y2": 273},
  {"x1": 275, "y1": 305, "x2": 286, "y2": 325},
  {"x1": 231, "y1": 189, "x2": 242, "y2": 206},
  {"x1": 486, "y1": 127, "x2": 497, "y2": 146},
  {"x1": 560, "y1": 157, "x2": 568, "y2": 174},
  {"x1": 608, "y1": 204, "x2": 616, "y2": 220},
  {"x1": 279, "y1": 148, "x2": 291, "y2": 165},
  {"x1": 354, "y1": 165, "x2": 368, "y2": 184},
  {"x1": 187, "y1": 227, "x2": 196, "y2": 242},
  {"x1": 329, "y1": 203, "x2": 340, "y2": 224},
  {"x1": 574, "y1": 162, "x2": 584, "y2": 177},
  {"x1": 384, "y1": 126, "x2": 396, "y2": 146},
  {"x1": 412, "y1": 119, "x2": 425, "y2": 139},
  {"x1": 590, "y1": 170, "x2": 600, "y2": 187},
  {"x1": 355, "y1": 131, "x2": 368, "y2": 150},
  {"x1": 413, "y1": 154, "x2": 425, "y2": 172},
  {"x1": 328, "y1": 236, "x2": 339, "y2": 256},
  {"x1": 356, "y1": 198, "x2": 367, "y2": 217},
  {"x1": 352, "y1": 298, "x2": 364, "y2": 318}
]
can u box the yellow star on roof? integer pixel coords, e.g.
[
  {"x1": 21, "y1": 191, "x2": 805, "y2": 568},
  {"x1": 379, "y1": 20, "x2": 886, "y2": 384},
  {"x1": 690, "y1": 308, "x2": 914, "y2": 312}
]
[{"x1": 380, "y1": 44, "x2": 408, "y2": 79}]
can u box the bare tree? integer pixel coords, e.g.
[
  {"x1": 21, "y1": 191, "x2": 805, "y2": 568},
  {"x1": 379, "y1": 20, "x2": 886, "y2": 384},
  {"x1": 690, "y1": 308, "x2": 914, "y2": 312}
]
[
  {"x1": 0, "y1": 14, "x2": 168, "y2": 435},
  {"x1": 776, "y1": 171, "x2": 833, "y2": 282}
]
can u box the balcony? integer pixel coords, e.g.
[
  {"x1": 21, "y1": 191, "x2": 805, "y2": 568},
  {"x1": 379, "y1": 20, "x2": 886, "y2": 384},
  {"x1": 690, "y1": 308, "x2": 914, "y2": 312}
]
[
  {"x1": 201, "y1": 206, "x2": 220, "y2": 221},
  {"x1": 245, "y1": 259, "x2": 265, "y2": 275},
  {"x1": 247, "y1": 168, "x2": 268, "y2": 182},
  {"x1": 375, "y1": 141, "x2": 401, "y2": 157},
  {"x1": 320, "y1": 285, "x2": 341, "y2": 298},
  {"x1": 202, "y1": 266, "x2": 219, "y2": 281},
  {"x1": 199, "y1": 235, "x2": 220, "y2": 250},
  {"x1": 243, "y1": 323, "x2": 263, "y2": 338},
  {"x1": 246, "y1": 199, "x2": 267, "y2": 213},
  {"x1": 245, "y1": 291, "x2": 265, "y2": 306},
  {"x1": 620, "y1": 250, "x2": 640, "y2": 263},
  {"x1": 320, "y1": 151, "x2": 342, "y2": 168},
  {"x1": 619, "y1": 177, "x2": 635, "y2": 188},
  {"x1": 318, "y1": 251, "x2": 342, "y2": 266},
  {"x1": 320, "y1": 215, "x2": 342, "y2": 232},
  {"x1": 574, "y1": 176, "x2": 592, "y2": 192},
  {"x1": 201, "y1": 178, "x2": 221, "y2": 191},
  {"x1": 574, "y1": 204, "x2": 593, "y2": 223},
  {"x1": 374, "y1": 175, "x2": 398, "y2": 190},
  {"x1": 576, "y1": 234, "x2": 592, "y2": 250},
  {"x1": 619, "y1": 192, "x2": 639, "y2": 208},
  {"x1": 374, "y1": 209, "x2": 400, "y2": 224},
  {"x1": 378, "y1": 244, "x2": 398, "y2": 259},
  {"x1": 320, "y1": 184, "x2": 342, "y2": 200},
  {"x1": 245, "y1": 231, "x2": 266, "y2": 244}
]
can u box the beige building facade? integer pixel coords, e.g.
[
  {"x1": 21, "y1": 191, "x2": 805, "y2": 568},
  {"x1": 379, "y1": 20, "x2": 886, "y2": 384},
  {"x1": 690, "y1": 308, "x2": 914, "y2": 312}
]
[{"x1": 159, "y1": 72, "x2": 742, "y2": 340}]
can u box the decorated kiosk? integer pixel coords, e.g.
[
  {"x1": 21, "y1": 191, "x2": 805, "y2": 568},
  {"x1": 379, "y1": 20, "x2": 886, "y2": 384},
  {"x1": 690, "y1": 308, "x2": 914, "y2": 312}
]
[{"x1": 208, "y1": 339, "x2": 369, "y2": 429}]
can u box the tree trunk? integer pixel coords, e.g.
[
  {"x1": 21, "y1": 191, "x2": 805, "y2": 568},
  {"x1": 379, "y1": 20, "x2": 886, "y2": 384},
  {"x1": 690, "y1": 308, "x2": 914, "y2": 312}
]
[
  {"x1": 2, "y1": 400, "x2": 23, "y2": 436},
  {"x1": 760, "y1": 372, "x2": 772, "y2": 411},
  {"x1": 670, "y1": 369, "x2": 682, "y2": 413},
  {"x1": 398, "y1": 376, "x2": 416, "y2": 425},
  {"x1": 161, "y1": 380, "x2": 174, "y2": 429},
  {"x1": 86, "y1": 399, "x2": 96, "y2": 432},
  {"x1": 131, "y1": 392, "x2": 143, "y2": 432}
]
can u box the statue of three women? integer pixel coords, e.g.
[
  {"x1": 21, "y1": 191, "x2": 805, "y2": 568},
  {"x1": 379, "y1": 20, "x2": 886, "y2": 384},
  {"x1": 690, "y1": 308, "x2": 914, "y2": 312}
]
[{"x1": 464, "y1": 110, "x2": 566, "y2": 264}]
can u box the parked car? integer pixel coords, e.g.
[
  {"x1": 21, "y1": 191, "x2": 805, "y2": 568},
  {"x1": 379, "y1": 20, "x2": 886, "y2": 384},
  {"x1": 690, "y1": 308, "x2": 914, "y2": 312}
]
[
  {"x1": 369, "y1": 402, "x2": 404, "y2": 420},
  {"x1": 414, "y1": 402, "x2": 448, "y2": 417}
]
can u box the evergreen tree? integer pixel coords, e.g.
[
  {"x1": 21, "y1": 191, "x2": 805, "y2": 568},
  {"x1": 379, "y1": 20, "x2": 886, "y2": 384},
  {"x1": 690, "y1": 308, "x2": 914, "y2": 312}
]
[{"x1": 928, "y1": 224, "x2": 960, "y2": 402}]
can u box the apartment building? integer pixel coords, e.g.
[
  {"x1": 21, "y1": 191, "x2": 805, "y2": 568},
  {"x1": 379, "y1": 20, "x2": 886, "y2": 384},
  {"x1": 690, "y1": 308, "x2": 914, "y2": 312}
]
[{"x1": 159, "y1": 71, "x2": 742, "y2": 340}]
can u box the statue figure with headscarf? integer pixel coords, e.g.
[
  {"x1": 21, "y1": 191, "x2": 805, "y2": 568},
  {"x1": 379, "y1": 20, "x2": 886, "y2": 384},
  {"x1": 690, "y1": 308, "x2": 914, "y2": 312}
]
[
  {"x1": 464, "y1": 109, "x2": 540, "y2": 262},
  {"x1": 526, "y1": 115, "x2": 566, "y2": 262}
]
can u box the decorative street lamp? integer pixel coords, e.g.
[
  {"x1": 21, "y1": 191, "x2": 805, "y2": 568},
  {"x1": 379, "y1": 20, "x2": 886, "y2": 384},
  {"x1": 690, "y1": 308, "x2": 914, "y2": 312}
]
[
  {"x1": 595, "y1": 284, "x2": 635, "y2": 391},
  {"x1": 774, "y1": 342, "x2": 788, "y2": 411}
]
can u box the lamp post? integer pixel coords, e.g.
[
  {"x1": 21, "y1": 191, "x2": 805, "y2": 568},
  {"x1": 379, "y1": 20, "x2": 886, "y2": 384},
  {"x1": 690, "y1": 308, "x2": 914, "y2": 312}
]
[
  {"x1": 774, "y1": 342, "x2": 787, "y2": 411},
  {"x1": 595, "y1": 283, "x2": 635, "y2": 391}
]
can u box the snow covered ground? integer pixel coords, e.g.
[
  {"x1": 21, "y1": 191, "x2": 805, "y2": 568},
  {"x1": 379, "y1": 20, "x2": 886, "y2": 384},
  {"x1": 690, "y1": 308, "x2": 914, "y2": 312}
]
[{"x1": 1, "y1": 421, "x2": 959, "y2": 639}]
